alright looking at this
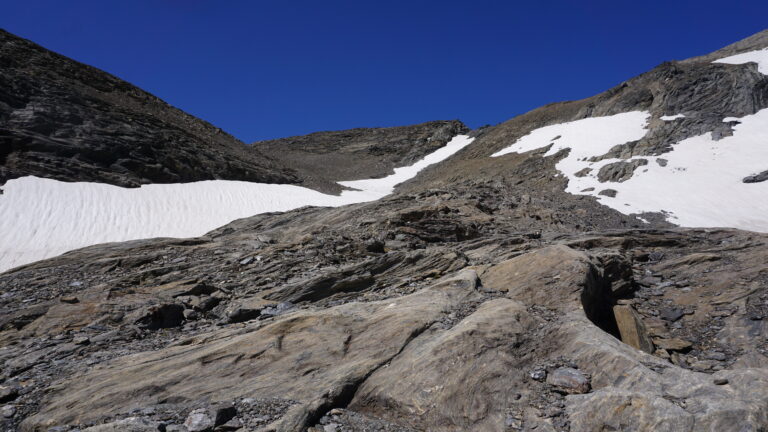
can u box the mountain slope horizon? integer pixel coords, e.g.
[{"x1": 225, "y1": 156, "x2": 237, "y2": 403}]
[{"x1": 1, "y1": 27, "x2": 768, "y2": 432}]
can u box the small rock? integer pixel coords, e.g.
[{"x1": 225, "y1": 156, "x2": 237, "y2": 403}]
[
  {"x1": 1, "y1": 405, "x2": 16, "y2": 418},
  {"x1": 660, "y1": 307, "x2": 685, "y2": 322},
  {"x1": 82, "y1": 417, "x2": 160, "y2": 431},
  {"x1": 546, "y1": 367, "x2": 591, "y2": 394},
  {"x1": 652, "y1": 337, "x2": 692, "y2": 352},
  {"x1": 260, "y1": 302, "x2": 295, "y2": 318},
  {"x1": 711, "y1": 309, "x2": 734, "y2": 317},
  {"x1": 0, "y1": 386, "x2": 19, "y2": 403},
  {"x1": 184, "y1": 309, "x2": 200, "y2": 320},
  {"x1": 691, "y1": 360, "x2": 716, "y2": 371},
  {"x1": 365, "y1": 240, "x2": 385, "y2": 253},
  {"x1": 530, "y1": 368, "x2": 547, "y2": 381},
  {"x1": 704, "y1": 351, "x2": 727, "y2": 361},
  {"x1": 213, "y1": 405, "x2": 237, "y2": 426},
  {"x1": 743, "y1": 170, "x2": 768, "y2": 183},
  {"x1": 648, "y1": 251, "x2": 665, "y2": 262},
  {"x1": 713, "y1": 378, "x2": 729, "y2": 385},
  {"x1": 574, "y1": 167, "x2": 592, "y2": 177},
  {"x1": 215, "y1": 417, "x2": 242, "y2": 431},
  {"x1": 60, "y1": 295, "x2": 80, "y2": 304},
  {"x1": 135, "y1": 303, "x2": 185, "y2": 330},
  {"x1": 239, "y1": 257, "x2": 254, "y2": 266},
  {"x1": 256, "y1": 235, "x2": 275, "y2": 244},
  {"x1": 73, "y1": 336, "x2": 91, "y2": 345},
  {"x1": 227, "y1": 307, "x2": 260, "y2": 323},
  {"x1": 598, "y1": 189, "x2": 618, "y2": 198},
  {"x1": 185, "y1": 408, "x2": 215, "y2": 432},
  {"x1": 192, "y1": 296, "x2": 220, "y2": 312},
  {"x1": 505, "y1": 413, "x2": 523, "y2": 429},
  {"x1": 384, "y1": 240, "x2": 409, "y2": 251}
]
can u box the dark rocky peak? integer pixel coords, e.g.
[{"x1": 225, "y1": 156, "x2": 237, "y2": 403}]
[{"x1": 0, "y1": 29, "x2": 299, "y2": 187}]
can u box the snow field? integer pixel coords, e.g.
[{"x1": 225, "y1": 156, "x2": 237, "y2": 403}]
[{"x1": 0, "y1": 135, "x2": 474, "y2": 272}]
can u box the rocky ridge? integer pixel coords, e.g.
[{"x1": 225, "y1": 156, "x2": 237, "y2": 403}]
[
  {"x1": 0, "y1": 29, "x2": 298, "y2": 187},
  {"x1": 403, "y1": 30, "x2": 768, "y2": 197},
  {"x1": 253, "y1": 121, "x2": 469, "y2": 193},
  {"x1": 0, "y1": 29, "x2": 469, "y2": 192}
]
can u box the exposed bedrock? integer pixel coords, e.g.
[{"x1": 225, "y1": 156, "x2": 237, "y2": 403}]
[
  {"x1": 597, "y1": 159, "x2": 649, "y2": 183},
  {"x1": 4, "y1": 27, "x2": 768, "y2": 432},
  {"x1": 8, "y1": 231, "x2": 768, "y2": 431}
]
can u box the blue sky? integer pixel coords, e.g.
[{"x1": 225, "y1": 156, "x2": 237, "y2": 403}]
[{"x1": 3, "y1": 1, "x2": 767, "y2": 142}]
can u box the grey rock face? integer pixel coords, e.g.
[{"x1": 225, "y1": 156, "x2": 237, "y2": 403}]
[
  {"x1": 597, "y1": 159, "x2": 649, "y2": 183},
  {"x1": 744, "y1": 169, "x2": 768, "y2": 183}
]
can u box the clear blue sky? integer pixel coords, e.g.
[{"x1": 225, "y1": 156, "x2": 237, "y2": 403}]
[{"x1": 3, "y1": 1, "x2": 767, "y2": 142}]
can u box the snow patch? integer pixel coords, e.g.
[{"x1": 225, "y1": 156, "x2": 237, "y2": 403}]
[
  {"x1": 660, "y1": 114, "x2": 685, "y2": 121},
  {"x1": 0, "y1": 135, "x2": 474, "y2": 272},
  {"x1": 714, "y1": 48, "x2": 768, "y2": 75},
  {"x1": 339, "y1": 134, "x2": 473, "y2": 197},
  {"x1": 491, "y1": 111, "x2": 651, "y2": 176},
  {"x1": 492, "y1": 109, "x2": 768, "y2": 233}
]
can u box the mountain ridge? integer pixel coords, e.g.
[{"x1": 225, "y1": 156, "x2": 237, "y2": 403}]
[{"x1": 0, "y1": 29, "x2": 299, "y2": 187}]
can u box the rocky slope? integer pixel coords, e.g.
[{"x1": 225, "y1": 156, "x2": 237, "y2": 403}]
[
  {"x1": 403, "y1": 31, "x2": 768, "y2": 204},
  {"x1": 1, "y1": 30, "x2": 768, "y2": 432},
  {"x1": 252, "y1": 121, "x2": 468, "y2": 193},
  {"x1": 0, "y1": 29, "x2": 298, "y2": 187}
]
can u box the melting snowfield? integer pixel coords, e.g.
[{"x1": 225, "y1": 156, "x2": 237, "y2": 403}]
[
  {"x1": 492, "y1": 109, "x2": 768, "y2": 233},
  {"x1": 491, "y1": 49, "x2": 768, "y2": 233},
  {"x1": 0, "y1": 135, "x2": 474, "y2": 272}
]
